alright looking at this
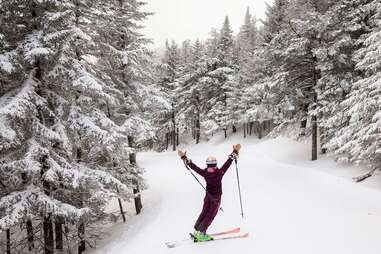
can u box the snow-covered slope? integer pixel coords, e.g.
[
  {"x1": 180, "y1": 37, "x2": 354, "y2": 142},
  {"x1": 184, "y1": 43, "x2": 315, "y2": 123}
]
[{"x1": 93, "y1": 135, "x2": 381, "y2": 254}]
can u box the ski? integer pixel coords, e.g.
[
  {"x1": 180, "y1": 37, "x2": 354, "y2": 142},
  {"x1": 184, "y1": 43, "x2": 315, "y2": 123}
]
[
  {"x1": 165, "y1": 227, "x2": 241, "y2": 248},
  {"x1": 210, "y1": 227, "x2": 240, "y2": 237},
  {"x1": 211, "y1": 232, "x2": 249, "y2": 242}
]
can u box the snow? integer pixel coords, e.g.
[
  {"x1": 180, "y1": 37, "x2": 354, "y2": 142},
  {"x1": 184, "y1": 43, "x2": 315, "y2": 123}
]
[
  {"x1": 0, "y1": 52, "x2": 15, "y2": 73},
  {"x1": 0, "y1": 78, "x2": 35, "y2": 144},
  {"x1": 123, "y1": 116, "x2": 156, "y2": 144},
  {"x1": 0, "y1": 186, "x2": 90, "y2": 229},
  {"x1": 92, "y1": 134, "x2": 381, "y2": 254}
]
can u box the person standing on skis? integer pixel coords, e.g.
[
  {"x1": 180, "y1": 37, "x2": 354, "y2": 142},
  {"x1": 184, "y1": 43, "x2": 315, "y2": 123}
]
[{"x1": 177, "y1": 144, "x2": 241, "y2": 242}]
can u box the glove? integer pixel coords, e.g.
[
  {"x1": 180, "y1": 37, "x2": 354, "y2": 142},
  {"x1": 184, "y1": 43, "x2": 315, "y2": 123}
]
[
  {"x1": 229, "y1": 152, "x2": 238, "y2": 160},
  {"x1": 233, "y1": 144, "x2": 241, "y2": 154},
  {"x1": 177, "y1": 149, "x2": 187, "y2": 160}
]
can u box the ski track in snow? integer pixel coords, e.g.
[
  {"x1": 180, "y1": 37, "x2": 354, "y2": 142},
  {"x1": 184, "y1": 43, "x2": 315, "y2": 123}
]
[{"x1": 94, "y1": 135, "x2": 381, "y2": 254}]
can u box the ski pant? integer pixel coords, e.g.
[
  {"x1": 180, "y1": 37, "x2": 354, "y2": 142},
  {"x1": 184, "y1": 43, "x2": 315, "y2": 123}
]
[{"x1": 194, "y1": 194, "x2": 221, "y2": 233}]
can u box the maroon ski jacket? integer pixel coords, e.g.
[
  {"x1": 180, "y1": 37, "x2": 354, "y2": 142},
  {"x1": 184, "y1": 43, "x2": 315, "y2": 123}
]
[{"x1": 187, "y1": 157, "x2": 233, "y2": 196}]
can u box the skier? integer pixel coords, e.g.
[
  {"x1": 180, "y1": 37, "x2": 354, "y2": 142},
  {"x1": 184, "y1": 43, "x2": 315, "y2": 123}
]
[{"x1": 177, "y1": 144, "x2": 241, "y2": 242}]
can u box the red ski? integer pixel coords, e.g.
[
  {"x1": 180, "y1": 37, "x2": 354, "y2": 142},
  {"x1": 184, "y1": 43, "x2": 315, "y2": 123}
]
[
  {"x1": 211, "y1": 227, "x2": 240, "y2": 237},
  {"x1": 165, "y1": 228, "x2": 242, "y2": 248}
]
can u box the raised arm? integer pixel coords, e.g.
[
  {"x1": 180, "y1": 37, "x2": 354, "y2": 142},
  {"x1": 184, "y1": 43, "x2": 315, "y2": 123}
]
[
  {"x1": 177, "y1": 149, "x2": 206, "y2": 177},
  {"x1": 220, "y1": 156, "x2": 233, "y2": 174},
  {"x1": 220, "y1": 144, "x2": 241, "y2": 174},
  {"x1": 187, "y1": 161, "x2": 206, "y2": 177}
]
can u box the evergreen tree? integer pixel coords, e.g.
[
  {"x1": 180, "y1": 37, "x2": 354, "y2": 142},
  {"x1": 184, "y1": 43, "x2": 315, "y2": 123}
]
[
  {"x1": 192, "y1": 39, "x2": 205, "y2": 63},
  {"x1": 181, "y1": 39, "x2": 193, "y2": 71},
  {"x1": 327, "y1": 0, "x2": 381, "y2": 175},
  {"x1": 205, "y1": 28, "x2": 220, "y2": 59},
  {"x1": 217, "y1": 16, "x2": 235, "y2": 64},
  {"x1": 0, "y1": 0, "x2": 163, "y2": 252},
  {"x1": 315, "y1": 0, "x2": 368, "y2": 152},
  {"x1": 262, "y1": 0, "x2": 290, "y2": 42}
]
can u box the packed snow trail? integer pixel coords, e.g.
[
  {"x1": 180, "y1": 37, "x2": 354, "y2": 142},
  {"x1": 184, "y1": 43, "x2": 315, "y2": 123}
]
[{"x1": 94, "y1": 135, "x2": 381, "y2": 254}]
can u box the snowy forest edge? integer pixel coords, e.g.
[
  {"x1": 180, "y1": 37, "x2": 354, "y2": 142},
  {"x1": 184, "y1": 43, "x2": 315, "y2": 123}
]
[{"x1": 1, "y1": 0, "x2": 381, "y2": 253}]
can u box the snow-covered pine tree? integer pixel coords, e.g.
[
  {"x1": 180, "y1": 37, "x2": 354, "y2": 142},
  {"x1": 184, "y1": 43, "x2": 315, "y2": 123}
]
[
  {"x1": 205, "y1": 28, "x2": 220, "y2": 59},
  {"x1": 262, "y1": 0, "x2": 290, "y2": 43},
  {"x1": 236, "y1": 8, "x2": 260, "y2": 136},
  {"x1": 83, "y1": 0, "x2": 159, "y2": 220},
  {"x1": 314, "y1": 0, "x2": 370, "y2": 153},
  {"x1": 174, "y1": 55, "x2": 221, "y2": 143},
  {"x1": 192, "y1": 39, "x2": 205, "y2": 66},
  {"x1": 0, "y1": 0, "x2": 161, "y2": 252},
  {"x1": 240, "y1": 47, "x2": 276, "y2": 138},
  {"x1": 163, "y1": 40, "x2": 181, "y2": 85},
  {"x1": 327, "y1": 0, "x2": 381, "y2": 180},
  {"x1": 212, "y1": 16, "x2": 240, "y2": 136},
  {"x1": 159, "y1": 40, "x2": 181, "y2": 150},
  {"x1": 239, "y1": 0, "x2": 293, "y2": 139},
  {"x1": 217, "y1": 16, "x2": 235, "y2": 65},
  {"x1": 0, "y1": 1, "x2": 121, "y2": 252},
  {"x1": 180, "y1": 40, "x2": 193, "y2": 72},
  {"x1": 259, "y1": 0, "x2": 330, "y2": 160}
]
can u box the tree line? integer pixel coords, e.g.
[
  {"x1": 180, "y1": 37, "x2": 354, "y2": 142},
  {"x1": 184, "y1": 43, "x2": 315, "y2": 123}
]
[{"x1": 157, "y1": 0, "x2": 381, "y2": 181}]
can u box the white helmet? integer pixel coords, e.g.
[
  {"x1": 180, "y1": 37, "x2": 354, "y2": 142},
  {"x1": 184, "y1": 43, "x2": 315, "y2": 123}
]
[{"x1": 206, "y1": 156, "x2": 217, "y2": 166}]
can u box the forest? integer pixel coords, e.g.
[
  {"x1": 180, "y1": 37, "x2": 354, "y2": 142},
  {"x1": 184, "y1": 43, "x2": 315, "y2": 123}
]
[{"x1": 0, "y1": 0, "x2": 380, "y2": 253}]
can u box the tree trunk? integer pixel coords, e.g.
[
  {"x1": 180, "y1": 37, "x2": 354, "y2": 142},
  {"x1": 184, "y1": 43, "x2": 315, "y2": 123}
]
[
  {"x1": 40, "y1": 155, "x2": 54, "y2": 254},
  {"x1": 172, "y1": 129, "x2": 176, "y2": 151},
  {"x1": 192, "y1": 118, "x2": 196, "y2": 139},
  {"x1": 320, "y1": 128, "x2": 327, "y2": 154},
  {"x1": 6, "y1": 229, "x2": 10, "y2": 254},
  {"x1": 243, "y1": 123, "x2": 246, "y2": 138},
  {"x1": 195, "y1": 113, "x2": 200, "y2": 144},
  {"x1": 263, "y1": 120, "x2": 268, "y2": 134},
  {"x1": 26, "y1": 219, "x2": 35, "y2": 251},
  {"x1": 171, "y1": 103, "x2": 176, "y2": 151},
  {"x1": 55, "y1": 217, "x2": 64, "y2": 250},
  {"x1": 165, "y1": 132, "x2": 169, "y2": 150},
  {"x1": 224, "y1": 128, "x2": 227, "y2": 139},
  {"x1": 232, "y1": 125, "x2": 237, "y2": 133},
  {"x1": 74, "y1": 130, "x2": 85, "y2": 254},
  {"x1": 133, "y1": 180, "x2": 143, "y2": 214},
  {"x1": 78, "y1": 221, "x2": 85, "y2": 254},
  {"x1": 176, "y1": 127, "x2": 179, "y2": 146},
  {"x1": 249, "y1": 122, "x2": 253, "y2": 136},
  {"x1": 258, "y1": 122, "x2": 263, "y2": 139},
  {"x1": 106, "y1": 103, "x2": 127, "y2": 222},
  {"x1": 118, "y1": 198, "x2": 126, "y2": 222},
  {"x1": 128, "y1": 136, "x2": 143, "y2": 214},
  {"x1": 117, "y1": 187, "x2": 126, "y2": 222},
  {"x1": 312, "y1": 93, "x2": 318, "y2": 161},
  {"x1": 43, "y1": 215, "x2": 54, "y2": 254},
  {"x1": 300, "y1": 119, "x2": 307, "y2": 130},
  {"x1": 300, "y1": 104, "x2": 308, "y2": 136}
]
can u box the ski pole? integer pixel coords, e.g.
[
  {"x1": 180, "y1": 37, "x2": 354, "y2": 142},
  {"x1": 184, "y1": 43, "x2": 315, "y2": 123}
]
[
  {"x1": 182, "y1": 160, "x2": 224, "y2": 212},
  {"x1": 234, "y1": 159, "x2": 244, "y2": 218}
]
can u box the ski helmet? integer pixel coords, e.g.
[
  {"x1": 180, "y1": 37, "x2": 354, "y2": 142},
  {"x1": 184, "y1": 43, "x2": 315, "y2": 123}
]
[{"x1": 206, "y1": 156, "x2": 217, "y2": 167}]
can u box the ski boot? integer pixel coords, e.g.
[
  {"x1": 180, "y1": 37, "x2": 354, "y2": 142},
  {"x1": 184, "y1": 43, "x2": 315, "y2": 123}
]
[
  {"x1": 192, "y1": 230, "x2": 202, "y2": 242},
  {"x1": 200, "y1": 232, "x2": 214, "y2": 242},
  {"x1": 192, "y1": 230, "x2": 213, "y2": 242}
]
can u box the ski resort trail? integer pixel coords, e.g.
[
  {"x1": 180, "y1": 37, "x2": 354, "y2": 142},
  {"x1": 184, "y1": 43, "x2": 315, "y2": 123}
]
[{"x1": 94, "y1": 135, "x2": 381, "y2": 254}]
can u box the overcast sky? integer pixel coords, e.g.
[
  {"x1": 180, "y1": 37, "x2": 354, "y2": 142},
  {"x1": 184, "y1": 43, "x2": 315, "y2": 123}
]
[{"x1": 142, "y1": 0, "x2": 273, "y2": 48}]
